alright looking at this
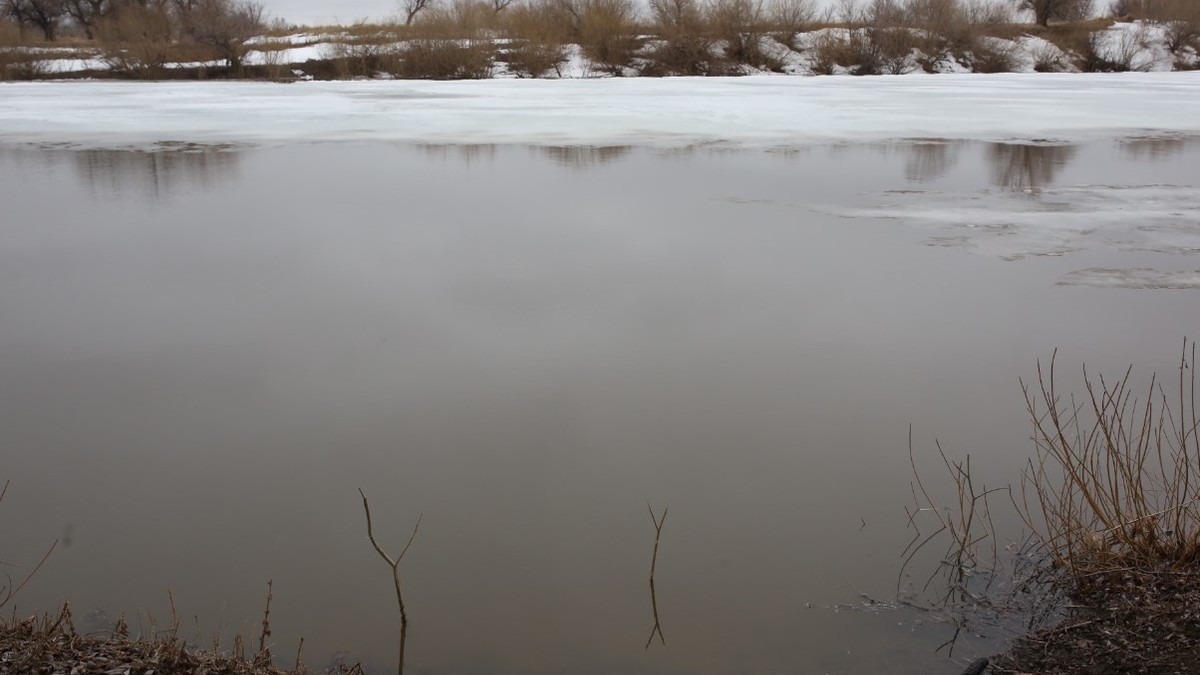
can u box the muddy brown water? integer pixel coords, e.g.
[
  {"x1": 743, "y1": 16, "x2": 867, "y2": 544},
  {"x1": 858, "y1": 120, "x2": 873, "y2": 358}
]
[{"x1": 2, "y1": 139, "x2": 1199, "y2": 674}]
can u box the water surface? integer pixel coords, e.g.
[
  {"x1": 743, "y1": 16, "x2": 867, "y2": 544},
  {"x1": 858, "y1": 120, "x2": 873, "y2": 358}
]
[{"x1": 2, "y1": 138, "x2": 1199, "y2": 674}]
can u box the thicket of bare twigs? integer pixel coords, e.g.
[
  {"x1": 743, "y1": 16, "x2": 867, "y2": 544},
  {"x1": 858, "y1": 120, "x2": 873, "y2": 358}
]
[
  {"x1": 3, "y1": 0, "x2": 1198, "y2": 79},
  {"x1": 906, "y1": 341, "x2": 1200, "y2": 673}
]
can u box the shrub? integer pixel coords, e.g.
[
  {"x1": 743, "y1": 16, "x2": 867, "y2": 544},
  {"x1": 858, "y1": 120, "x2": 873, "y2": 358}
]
[
  {"x1": 1019, "y1": 343, "x2": 1200, "y2": 575},
  {"x1": 321, "y1": 38, "x2": 400, "y2": 78},
  {"x1": 502, "y1": 0, "x2": 569, "y2": 76},
  {"x1": 1019, "y1": 0, "x2": 1095, "y2": 27},
  {"x1": 578, "y1": 0, "x2": 639, "y2": 74},
  {"x1": 644, "y1": 0, "x2": 717, "y2": 74},
  {"x1": 708, "y1": 0, "x2": 770, "y2": 67},
  {"x1": 1080, "y1": 22, "x2": 1153, "y2": 71},
  {"x1": 175, "y1": 0, "x2": 266, "y2": 70},
  {"x1": 962, "y1": 35, "x2": 1019, "y2": 71},
  {"x1": 768, "y1": 0, "x2": 815, "y2": 47},
  {"x1": 394, "y1": 38, "x2": 494, "y2": 78},
  {"x1": 96, "y1": 3, "x2": 175, "y2": 78}
]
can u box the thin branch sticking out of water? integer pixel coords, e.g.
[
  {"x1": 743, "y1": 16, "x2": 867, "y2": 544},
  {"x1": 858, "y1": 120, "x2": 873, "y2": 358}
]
[
  {"x1": 645, "y1": 503, "x2": 668, "y2": 650},
  {"x1": 359, "y1": 489, "x2": 422, "y2": 675}
]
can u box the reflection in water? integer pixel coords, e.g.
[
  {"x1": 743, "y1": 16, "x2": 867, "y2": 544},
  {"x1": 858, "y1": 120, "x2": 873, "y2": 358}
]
[
  {"x1": 540, "y1": 145, "x2": 633, "y2": 169},
  {"x1": 73, "y1": 149, "x2": 240, "y2": 200},
  {"x1": 903, "y1": 142, "x2": 960, "y2": 183},
  {"x1": 1118, "y1": 135, "x2": 1200, "y2": 161},
  {"x1": 987, "y1": 143, "x2": 1078, "y2": 192},
  {"x1": 417, "y1": 143, "x2": 498, "y2": 165},
  {"x1": 645, "y1": 504, "x2": 668, "y2": 650}
]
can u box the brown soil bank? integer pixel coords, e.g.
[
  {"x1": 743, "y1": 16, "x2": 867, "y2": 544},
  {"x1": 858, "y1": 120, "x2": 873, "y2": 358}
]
[
  {"x1": 0, "y1": 606, "x2": 360, "y2": 675},
  {"x1": 990, "y1": 565, "x2": 1200, "y2": 675}
]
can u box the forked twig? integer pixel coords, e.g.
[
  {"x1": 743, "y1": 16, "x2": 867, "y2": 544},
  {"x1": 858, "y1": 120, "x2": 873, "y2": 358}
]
[
  {"x1": 0, "y1": 481, "x2": 59, "y2": 612},
  {"x1": 645, "y1": 503, "x2": 668, "y2": 649},
  {"x1": 359, "y1": 489, "x2": 422, "y2": 675}
]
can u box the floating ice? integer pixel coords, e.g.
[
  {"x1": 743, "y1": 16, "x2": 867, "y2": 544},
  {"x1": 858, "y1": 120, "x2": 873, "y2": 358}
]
[
  {"x1": 1057, "y1": 268, "x2": 1200, "y2": 289},
  {"x1": 833, "y1": 183, "x2": 1200, "y2": 261}
]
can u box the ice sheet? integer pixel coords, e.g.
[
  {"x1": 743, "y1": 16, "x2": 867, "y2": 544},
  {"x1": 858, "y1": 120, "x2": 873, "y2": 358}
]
[{"x1": 1, "y1": 73, "x2": 1198, "y2": 149}]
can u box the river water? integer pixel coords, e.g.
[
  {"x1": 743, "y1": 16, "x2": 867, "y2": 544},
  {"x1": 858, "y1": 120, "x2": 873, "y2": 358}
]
[{"x1": 2, "y1": 138, "x2": 1198, "y2": 674}]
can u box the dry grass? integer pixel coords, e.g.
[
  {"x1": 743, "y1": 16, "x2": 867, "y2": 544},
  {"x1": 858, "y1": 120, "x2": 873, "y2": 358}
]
[
  {"x1": 1019, "y1": 341, "x2": 1200, "y2": 577},
  {"x1": 0, "y1": 599, "x2": 360, "y2": 675}
]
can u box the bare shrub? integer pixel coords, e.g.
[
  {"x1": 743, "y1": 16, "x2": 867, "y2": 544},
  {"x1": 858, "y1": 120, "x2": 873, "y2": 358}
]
[
  {"x1": 644, "y1": 0, "x2": 716, "y2": 74},
  {"x1": 505, "y1": 38, "x2": 567, "y2": 75},
  {"x1": 768, "y1": 0, "x2": 814, "y2": 46},
  {"x1": 96, "y1": 3, "x2": 175, "y2": 78},
  {"x1": 412, "y1": 0, "x2": 501, "y2": 37},
  {"x1": 1147, "y1": 0, "x2": 1200, "y2": 52},
  {"x1": 962, "y1": 0, "x2": 1015, "y2": 24},
  {"x1": 1019, "y1": 342, "x2": 1200, "y2": 576},
  {"x1": 808, "y1": 28, "x2": 885, "y2": 74},
  {"x1": 868, "y1": 25, "x2": 921, "y2": 72},
  {"x1": 963, "y1": 34, "x2": 1019, "y2": 70},
  {"x1": 322, "y1": 36, "x2": 399, "y2": 77},
  {"x1": 0, "y1": 18, "x2": 53, "y2": 79},
  {"x1": 578, "y1": 0, "x2": 639, "y2": 73},
  {"x1": 395, "y1": 38, "x2": 494, "y2": 77},
  {"x1": 2, "y1": 0, "x2": 66, "y2": 40},
  {"x1": 1028, "y1": 36, "x2": 1072, "y2": 68},
  {"x1": 1080, "y1": 22, "x2": 1152, "y2": 70},
  {"x1": 1018, "y1": 0, "x2": 1095, "y2": 27},
  {"x1": 708, "y1": 0, "x2": 770, "y2": 67},
  {"x1": 176, "y1": 0, "x2": 265, "y2": 70},
  {"x1": 502, "y1": 0, "x2": 569, "y2": 78}
]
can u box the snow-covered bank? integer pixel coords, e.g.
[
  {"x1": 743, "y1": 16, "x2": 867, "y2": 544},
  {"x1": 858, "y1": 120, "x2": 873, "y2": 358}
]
[{"x1": 1, "y1": 73, "x2": 1198, "y2": 149}]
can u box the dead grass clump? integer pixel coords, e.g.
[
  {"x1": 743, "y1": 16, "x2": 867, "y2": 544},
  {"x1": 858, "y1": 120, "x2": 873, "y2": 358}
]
[
  {"x1": 0, "y1": 599, "x2": 355, "y2": 675},
  {"x1": 1019, "y1": 341, "x2": 1200, "y2": 578},
  {"x1": 394, "y1": 38, "x2": 495, "y2": 78}
]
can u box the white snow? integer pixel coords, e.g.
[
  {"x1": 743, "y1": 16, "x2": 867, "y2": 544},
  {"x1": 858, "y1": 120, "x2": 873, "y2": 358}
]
[{"x1": 1, "y1": 73, "x2": 1198, "y2": 149}]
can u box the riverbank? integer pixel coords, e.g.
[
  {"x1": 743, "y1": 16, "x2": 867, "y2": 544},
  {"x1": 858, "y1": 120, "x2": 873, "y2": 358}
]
[{"x1": 0, "y1": 605, "x2": 358, "y2": 675}]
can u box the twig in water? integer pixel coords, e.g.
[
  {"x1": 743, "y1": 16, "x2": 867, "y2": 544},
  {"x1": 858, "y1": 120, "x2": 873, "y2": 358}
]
[
  {"x1": 359, "y1": 488, "x2": 422, "y2": 675},
  {"x1": 256, "y1": 580, "x2": 273, "y2": 665},
  {"x1": 645, "y1": 503, "x2": 668, "y2": 649}
]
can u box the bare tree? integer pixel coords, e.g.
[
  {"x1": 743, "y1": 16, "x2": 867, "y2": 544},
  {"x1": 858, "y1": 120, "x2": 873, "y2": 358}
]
[
  {"x1": 176, "y1": 0, "x2": 263, "y2": 69},
  {"x1": 490, "y1": 0, "x2": 515, "y2": 12},
  {"x1": 64, "y1": 0, "x2": 108, "y2": 37},
  {"x1": 3, "y1": 0, "x2": 67, "y2": 40},
  {"x1": 769, "y1": 0, "x2": 815, "y2": 45},
  {"x1": 96, "y1": 0, "x2": 173, "y2": 77},
  {"x1": 1017, "y1": 0, "x2": 1093, "y2": 26},
  {"x1": 401, "y1": 0, "x2": 436, "y2": 25}
]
